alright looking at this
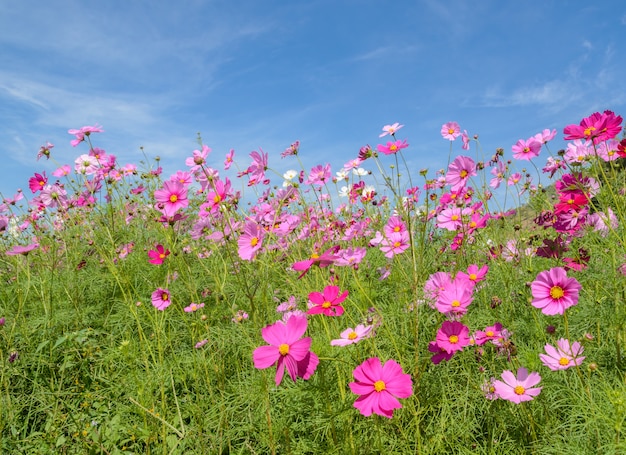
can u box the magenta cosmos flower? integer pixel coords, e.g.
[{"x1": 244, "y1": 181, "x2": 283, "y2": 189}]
[
  {"x1": 154, "y1": 180, "x2": 189, "y2": 217},
  {"x1": 147, "y1": 244, "x2": 170, "y2": 265},
  {"x1": 493, "y1": 367, "x2": 542, "y2": 404},
  {"x1": 307, "y1": 285, "x2": 348, "y2": 316},
  {"x1": 349, "y1": 357, "x2": 413, "y2": 418},
  {"x1": 531, "y1": 267, "x2": 582, "y2": 315},
  {"x1": 435, "y1": 321, "x2": 470, "y2": 354},
  {"x1": 151, "y1": 288, "x2": 172, "y2": 311},
  {"x1": 539, "y1": 338, "x2": 585, "y2": 371},
  {"x1": 253, "y1": 315, "x2": 319, "y2": 386},
  {"x1": 292, "y1": 245, "x2": 340, "y2": 278},
  {"x1": 377, "y1": 139, "x2": 409, "y2": 155},
  {"x1": 330, "y1": 324, "x2": 372, "y2": 346}
]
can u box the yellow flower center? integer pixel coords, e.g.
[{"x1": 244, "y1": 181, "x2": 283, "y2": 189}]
[
  {"x1": 250, "y1": 237, "x2": 259, "y2": 247},
  {"x1": 162, "y1": 293, "x2": 169, "y2": 301},
  {"x1": 213, "y1": 195, "x2": 221, "y2": 203},
  {"x1": 550, "y1": 286, "x2": 565, "y2": 300},
  {"x1": 159, "y1": 253, "x2": 166, "y2": 259},
  {"x1": 390, "y1": 144, "x2": 398, "y2": 151},
  {"x1": 169, "y1": 194, "x2": 178, "y2": 203},
  {"x1": 469, "y1": 273, "x2": 477, "y2": 281},
  {"x1": 322, "y1": 301, "x2": 332, "y2": 309},
  {"x1": 374, "y1": 380, "x2": 386, "y2": 392},
  {"x1": 559, "y1": 357, "x2": 570, "y2": 366},
  {"x1": 514, "y1": 385, "x2": 526, "y2": 395},
  {"x1": 451, "y1": 299, "x2": 460, "y2": 307},
  {"x1": 393, "y1": 226, "x2": 401, "y2": 232},
  {"x1": 448, "y1": 128, "x2": 455, "y2": 135},
  {"x1": 347, "y1": 331, "x2": 358, "y2": 340},
  {"x1": 278, "y1": 344, "x2": 289, "y2": 356},
  {"x1": 311, "y1": 253, "x2": 320, "y2": 259},
  {"x1": 460, "y1": 170, "x2": 468, "y2": 178},
  {"x1": 449, "y1": 335, "x2": 459, "y2": 344},
  {"x1": 486, "y1": 330, "x2": 494, "y2": 337},
  {"x1": 451, "y1": 215, "x2": 459, "y2": 221},
  {"x1": 393, "y1": 241, "x2": 401, "y2": 248},
  {"x1": 583, "y1": 126, "x2": 596, "y2": 137}
]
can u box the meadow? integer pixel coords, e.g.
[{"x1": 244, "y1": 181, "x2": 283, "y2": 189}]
[{"x1": 0, "y1": 113, "x2": 625, "y2": 454}]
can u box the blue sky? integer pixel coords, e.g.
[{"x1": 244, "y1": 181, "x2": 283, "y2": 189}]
[{"x1": 1, "y1": 0, "x2": 625, "y2": 204}]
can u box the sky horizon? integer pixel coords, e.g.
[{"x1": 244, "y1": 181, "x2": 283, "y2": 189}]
[{"x1": 1, "y1": 0, "x2": 625, "y2": 209}]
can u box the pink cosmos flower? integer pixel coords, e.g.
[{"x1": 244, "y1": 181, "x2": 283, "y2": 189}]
[
  {"x1": 53, "y1": 165, "x2": 71, "y2": 178},
  {"x1": 305, "y1": 163, "x2": 332, "y2": 185},
  {"x1": 563, "y1": 110, "x2": 623, "y2": 144},
  {"x1": 154, "y1": 180, "x2": 189, "y2": 217},
  {"x1": 6, "y1": 243, "x2": 39, "y2": 256},
  {"x1": 493, "y1": 367, "x2": 542, "y2": 404},
  {"x1": 307, "y1": 285, "x2": 348, "y2": 317},
  {"x1": 473, "y1": 322, "x2": 503, "y2": 346},
  {"x1": 330, "y1": 324, "x2": 372, "y2": 346},
  {"x1": 147, "y1": 244, "x2": 170, "y2": 265},
  {"x1": 223, "y1": 148, "x2": 235, "y2": 170},
  {"x1": 184, "y1": 302, "x2": 205, "y2": 313},
  {"x1": 37, "y1": 142, "x2": 54, "y2": 160},
  {"x1": 461, "y1": 130, "x2": 470, "y2": 150},
  {"x1": 68, "y1": 124, "x2": 104, "y2": 147},
  {"x1": 379, "y1": 122, "x2": 404, "y2": 137},
  {"x1": 349, "y1": 357, "x2": 413, "y2": 418},
  {"x1": 292, "y1": 245, "x2": 340, "y2": 278},
  {"x1": 511, "y1": 138, "x2": 541, "y2": 161},
  {"x1": 185, "y1": 145, "x2": 211, "y2": 171},
  {"x1": 531, "y1": 267, "x2": 582, "y2": 315},
  {"x1": 534, "y1": 128, "x2": 557, "y2": 144},
  {"x1": 435, "y1": 321, "x2": 470, "y2": 354},
  {"x1": 539, "y1": 338, "x2": 585, "y2": 371},
  {"x1": 378, "y1": 231, "x2": 410, "y2": 258},
  {"x1": 435, "y1": 282, "x2": 474, "y2": 316},
  {"x1": 252, "y1": 315, "x2": 319, "y2": 386},
  {"x1": 151, "y1": 288, "x2": 172, "y2": 311},
  {"x1": 445, "y1": 156, "x2": 476, "y2": 192},
  {"x1": 74, "y1": 154, "x2": 100, "y2": 175},
  {"x1": 456, "y1": 264, "x2": 489, "y2": 287},
  {"x1": 377, "y1": 140, "x2": 409, "y2": 155},
  {"x1": 441, "y1": 122, "x2": 461, "y2": 141},
  {"x1": 237, "y1": 221, "x2": 264, "y2": 261}
]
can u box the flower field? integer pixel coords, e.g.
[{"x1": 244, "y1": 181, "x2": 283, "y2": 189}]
[{"x1": 1, "y1": 113, "x2": 625, "y2": 453}]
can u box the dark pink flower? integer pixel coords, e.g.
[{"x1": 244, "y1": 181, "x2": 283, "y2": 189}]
[
  {"x1": 307, "y1": 285, "x2": 348, "y2": 317},
  {"x1": 252, "y1": 315, "x2": 318, "y2": 385},
  {"x1": 349, "y1": 357, "x2": 413, "y2": 418},
  {"x1": 148, "y1": 244, "x2": 170, "y2": 265},
  {"x1": 292, "y1": 245, "x2": 340, "y2": 278},
  {"x1": 435, "y1": 321, "x2": 470, "y2": 354},
  {"x1": 28, "y1": 172, "x2": 47, "y2": 193},
  {"x1": 154, "y1": 180, "x2": 188, "y2": 217},
  {"x1": 237, "y1": 221, "x2": 264, "y2": 261},
  {"x1": 512, "y1": 138, "x2": 541, "y2": 161},
  {"x1": 377, "y1": 139, "x2": 409, "y2": 155},
  {"x1": 445, "y1": 156, "x2": 476, "y2": 192},
  {"x1": 428, "y1": 341, "x2": 454, "y2": 364}
]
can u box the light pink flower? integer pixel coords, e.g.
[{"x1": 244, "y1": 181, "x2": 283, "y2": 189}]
[
  {"x1": 184, "y1": 302, "x2": 205, "y2": 313},
  {"x1": 493, "y1": 367, "x2": 542, "y2": 404},
  {"x1": 511, "y1": 138, "x2": 541, "y2": 161},
  {"x1": 531, "y1": 267, "x2": 582, "y2": 315},
  {"x1": 237, "y1": 221, "x2": 264, "y2": 261},
  {"x1": 154, "y1": 180, "x2": 189, "y2": 217},
  {"x1": 441, "y1": 122, "x2": 461, "y2": 141},
  {"x1": 330, "y1": 324, "x2": 372, "y2": 346},
  {"x1": 349, "y1": 357, "x2": 413, "y2": 418},
  {"x1": 379, "y1": 122, "x2": 404, "y2": 137},
  {"x1": 539, "y1": 338, "x2": 585, "y2": 370},
  {"x1": 68, "y1": 124, "x2": 103, "y2": 147}
]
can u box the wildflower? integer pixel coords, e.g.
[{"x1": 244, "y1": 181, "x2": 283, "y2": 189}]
[
  {"x1": 531, "y1": 267, "x2": 582, "y2": 315},
  {"x1": 378, "y1": 231, "x2": 410, "y2": 258},
  {"x1": 511, "y1": 138, "x2": 541, "y2": 161},
  {"x1": 379, "y1": 122, "x2": 404, "y2": 137},
  {"x1": 185, "y1": 145, "x2": 211, "y2": 171},
  {"x1": 330, "y1": 324, "x2": 372, "y2": 346},
  {"x1": 435, "y1": 282, "x2": 474, "y2": 316},
  {"x1": 435, "y1": 321, "x2": 470, "y2": 354},
  {"x1": 232, "y1": 310, "x2": 249, "y2": 323},
  {"x1": 445, "y1": 156, "x2": 476, "y2": 192},
  {"x1": 252, "y1": 315, "x2": 319, "y2": 385},
  {"x1": 457, "y1": 264, "x2": 489, "y2": 287},
  {"x1": 148, "y1": 244, "x2": 170, "y2": 265},
  {"x1": 37, "y1": 142, "x2": 54, "y2": 160},
  {"x1": 184, "y1": 302, "x2": 205, "y2": 313},
  {"x1": 482, "y1": 377, "x2": 499, "y2": 400},
  {"x1": 307, "y1": 285, "x2": 348, "y2": 317},
  {"x1": 6, "y1": 243, "x2": 39, "y2": 256},
  {"x1": 349, "y1": 357, "x2": 413, "y2": 418},
  {"x1": 305, "y1": 163, "x2": 332, "y2": 185},
  {"x1": 74, "y1": 154, "x2": 100, "y2": 175},
  {"x1": 377, "y1": 140, "x2": 409, "y2": 156},
  {"x1": 539, "y1": 338, "x2": 585, "y2": 371},
  {"x1": 461, "y1": 130, "x2": 470, "y2": 150},
  {"x1": 292, "y1": 245, "x2": 340, "y2": 278},
  {"x1": 237, "y1": 221, "x2": 264, "y2": 261},
  {"x1": 428, "y1": 341, "x2": 454, "y2": 364},
  {"x1": 473, "y1": 322, "x2": 503, "y2": 346},
  {"x1": 68, "y1": 124, "x2": 104, "y2": 147},
  {"x1": 52, "y1": 165, "x2": 71, "y2": 178},
  {"x1": 195, "y1": 339, "x2": 208, "y2": 349},
  {"x1": 493, "y1": 367, "x2": 542, "y2": 404},
  {"x1": 28, "y1": 172, "x2": 48, "y2": 193},
  {"x1": 224, "y1": 148, "x2": 235, "y2": 170},
  {"x1": 281, "y1": 140, "x2": 300, "y2": 158},
  {"x1": 563, "y1": 110, "x2": 623, "y2": 144},
  {"x1": 154, "y1": 180, "x2": 189, "y2": 217},
  {"x1": 0, "y1": 317, "x2": 5, "y2": 326},
  {"x1": 276, "y1": 296, "x2": 298, "y2": 313},
  {"x1": 441, "y1": 121, "x2": 461, "y2": 141},
  {"x1": 151, "y1": 288, "x2": 172, "y2": 311}
]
